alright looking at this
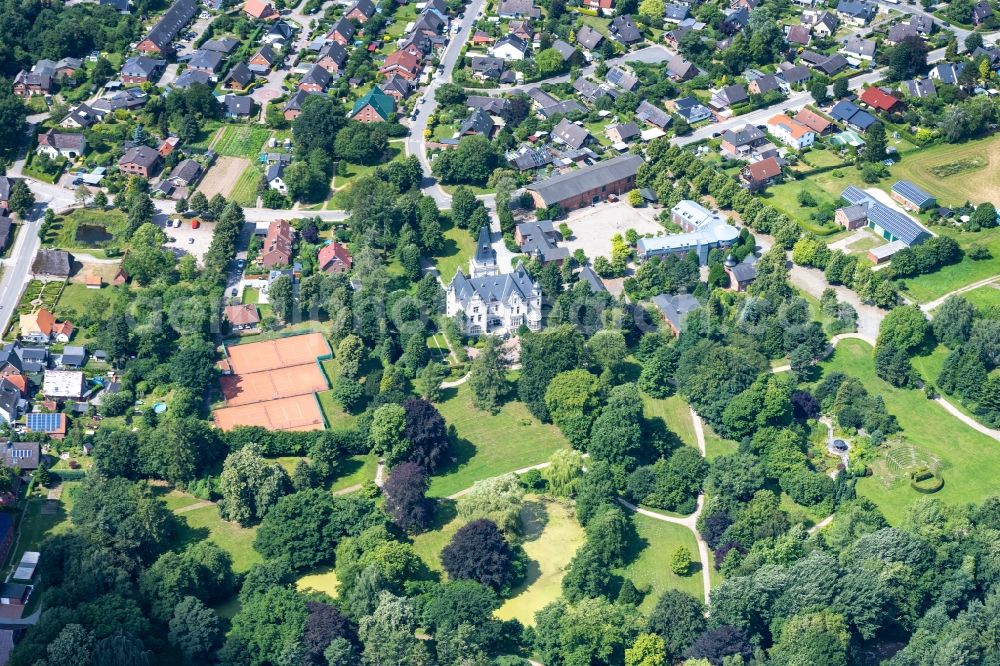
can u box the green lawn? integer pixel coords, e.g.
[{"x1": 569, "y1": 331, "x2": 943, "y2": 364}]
[
  {"x1": 820, "y1": 338, "x2": 1000, "y2": 524},
  {"x1": 297, "y1": 567, "x2": 339, "y2": 598},
  {"x1": 230, "y1": 165, "x2": 262, "y2": 207},
  {"x1": 575, "y1": 12, "x2": 612, "y2": 36},
  {"x1": 889, "y1": 133, "x2": 1000, "y2": 207},
  {"x1": 331, "y1": 454, "x2": 379, "y2": 491},
  {"x1": 173, "y1": 503, "x2": 261, "y2": 572},
  {"x1": 703, "y1": 422, "x2": 738, "y2": 460},
  {"x1": 6, "y1": 482, "x2": 79, "y2": 573},
  {"x1": 763, "y1": 168, "x2": 857, "y2": 236},
  {"x1": 428, "y1": 384, "x2": 570, "y2": 498},
  {"x1": 958, "y1": 282, "x2": 1000, "y2": 311},
  {"x1": 43, "y1": 208, "x2": 129, "y2": 250},
  {"x1": 213, "y1": 125, "x2": 272, "y2": 158},
  {"x1": 496, "y1": 499, "x2": 585, "y2": 626},
  {"x1": 434, "y1": 223, "x2": 477, "y2": 282},
  {"x1": 158, "y1": 488, "x2": 206, "y2": 512},
  {"x1": 899, "y1": 227, "x2": 1000, "y2": 303},
  {"x1": 242, "y1": 287, "x2": 260, "y2": 305},
  {"x1": 326, "y1": 146, "x2": 404, "y2": 210},
  {"x1": 315, "y1": 357, "x2": 361, "y2": 430},
  {"x1": 641, "y1": 393, "x2": 698, "y2": 449},
  {"x1": 615, "y1": 513, "x2": 704, "y2": 613}
]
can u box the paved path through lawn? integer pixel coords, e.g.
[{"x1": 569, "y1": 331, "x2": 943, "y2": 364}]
[
  {"x1": 920, "y1": 276, "x2": 1000, "y2": 313},
  {"x1": 174, "y1": 500, "x2": 216, "y2": 515}
]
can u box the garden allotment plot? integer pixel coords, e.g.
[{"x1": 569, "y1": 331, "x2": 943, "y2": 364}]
[{"x1": 213, "y1": 333, "x2": 333, "y2": 432}]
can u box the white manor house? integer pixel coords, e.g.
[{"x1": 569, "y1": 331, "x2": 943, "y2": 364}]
[{"x1": 446, "y1": 227, "x2": 543, "y2": 336}]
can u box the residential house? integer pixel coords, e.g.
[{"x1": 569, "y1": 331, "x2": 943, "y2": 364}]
[
  {"x1": 507, "y1": 144, "x2": 553, "y2": 171},
  {"x1": 469, "y1": 226, "x2": 497, "y2": 278},
  {"x1": 381, "y1": 75, "x2": 413, "y2": 101},
  {"x1": 841, "y1": 186, "x2": 931, "y2": 244},
  {"x1": 903, "y1": 78, "x2": 936, "y2": 98},
  {"x1": 767, "y1": 113, "x2": 815, "y2": 149},
  {"x1": 720, "y1": 125, "x2": 767, "y2": 157},
  {"x1": 266, "y1": 163, "x2": 287, "y2": 193},
  {"x1": 36, "y1": 130, "x2": 85, "y2": 161},
  {"x1": 584, "y1": 0, "x2": 614, "y2": 14},
  {"x1": 0, "y1": 342, "x2": 47, "y2": 374},
  {"x1": 467, "y1": 96, "x2": 510, "y2": 115},
  {"x1": 636, "y1": 100, "x2": 672, "y2": 129},
  {"x1": 607, "y1": 66, "x2": 639, "y2": 91},
  {"x1": 318, "y1": 241, "x2": 353, "y2": 273},
  {"x1": 12, "y1": 70, "x2": 51, "y2": 97},
  {"x1": 223, "y1": 63, "x2": 254, "y2": 90},
  {"x1": 509, "y1": 20, "x2": 535, "y2": 42},
  {"x1": 891, "y1": 180, "x2": 936, "y2": 211},
  {"x1": 610, "y1": 15, "x2": 642, "y2": 45},
  {"x1": 540, "y1": 99, "x2": 585, "y2": 118},
  {"x1": 497, "y1": 0, "x2": 540, "y2": 18},
  {"x1": 120, "y1": 56, "x2": 165, "y2": 84},
  {"x1": 137, "y1": 0, "x2": 197, "y2": 55},
  {"x1": 652, "y1": 293, "x2": 702, "y2": 336},
  {"x1": 515, "y1": 221, "x2": 569, "y2": 263},
  {"x1": 740, "y1": 156, "x2": 782, "y2": 191},
  {"x1": 777, "y1": 64, "x2": 811, "y2": 87},
  {"x1": 835, "y1": 202, "x2": 869, "y2": 229},
  {"x1": 470, "y1": 56, "x2": 506, "y2": 81},
  {"x1": 794, "y1": 107, "x2": 833, "y2": 134},
  {"x1": 346, "y1": 0, "x2": 376, "y2": 23},
  {"x1": 447, "y1": 262, "x2": 542, "y2": 335},
  {"x1": 527, "y1": 153, "x2": 643, "y2": 210},
  {"x1": 748, "y1": 74, "x2": 783, "y2": 95},
  {"x1": 224, "y1": 304, "x2": 261, "y2": 331},
  {"x1": 119, "y1": 146, "x2": 161, "y2": 178},
  {"x1": 665, "y1": 2, "x2": 689, "y2": 22},
  {"x1": 666, "y1": 54, "x2": 698, "y2": 81},
  {"x1": 459, "y1": 109, "x2": 495, "y2": 137},
  {"x1": 59, "y1": 346, "x2": 86, "y2": 367},
  {"x1": 841, "y1": 36, "x2": 876, "y2": 60},
  {"x1": 551, "y1": 39, "x2": 577, "y2": 62},
  {"x1": 52, "y1": 321, "x2": 74, "y2": 343},
  {"x1": 573, "y1": 78, "x2": 611, "y2": 104},
  {"x1": 316, "y1": 42, "x2": 348, "y2": 73},
  {"x1": 859, "y1": 86, "x2": 902, "y2": 113},
  {"x1": 815, "y1": 54, "x2": 849, "y2": 76},
  {"x1": 380, "y1": 49, "x2": 422, "y2": 80},
  {"x1": 18, "y1": 309, "x2": 55, "y2": 344},
  {"x1": 606, "y1": 122, "x2": 640, "y2": 144},
  {"x1": 30, "y1": 250, "x2": 71, "y2": 280},
  {"x1": 244, "y1": 0, "x2": 277, "y2": 19},
  {"x1": 60, "y1": 104, "x2": 103, "y2": 129},
  {"x1": 284, "y1": 89, "x2": 316, "y2": 120},
  {"x1": 264, "y1": 21, "x2": 296, "y2": 47},
  {"x1": 299, "y1": 64, "x2": 332, "y2": 93},
  {"x1": 810, "y1": 12, "x2": 838, "y2": 36},
  {"x1": 722, "y1": 6, "x2": 750, "y2": 32},
  {"x1": 261, "y1": 219, "x2": 294, "y2": 268},
  {"x1": 188, "y1": 49, "x2": 224, "y2": 77},
  {"x1": 576, "y1": 25, "x2": 604, "y2": 50},
  {"x1": 169, "y1": 159, "x2": 202, "y2": 187},
  {"x1": 710, "y1": 84, "x2": 748, "y2": 110},
  {"x1": 673, "y1": 96, "x2": 712, "y2": 123},
  {"x1": 491, "y1": 35, "x2": 529, "y2": 60},
  {"x1": 551, "y1": 119, "x2": 593, "y2": 150},
  {"x1": 638, "y1": 200, "x2": 739, "y2": 265},
  {"x1": 930, "y1": 62, "x2": 964, "y2": 85},
  {"x1": 886, "y1": 21, "x2": 918, "y2": 46},
  {"x1": 0, "y1": 441, "x2": 38, "y2": 471},
  {"x1": 0, "y1": 218, "x2": 11, "y2": 254},
  {"x1": 91, "y1": 88, "x2": 147, "y2": 114},
  {"x1": 836, "y1": 0, "x2": 875, "y2": 26},
  {"x1": 471, "y1": 30, "x2": 495, "y2": 47},
  {"x1": 724, "y1": 254, "x2": 758, "y2": 291},
  {"x1": 350, "y1": 88, "x2": 395, "y2": 123},
  {"x1": 203, "y1": 37, "x2": 240, "y2": 53},
  {"x1": 327, "y1": 17, "x2": 356, "y2": 45},
  {"x1": 249, "y1": 45, "x2": 279, "y2": 72},
  {"x1": 41, "y1": 370, "x2": 87, "y2": 400},
  {"x1": 172, "y1": 70, "x2": 212, "y2": 89},
  {"x1": 786, "y1": 25, "x2": 811, "y2": 46},
  {"x1": 830, "y1": 99, "x2": 877, "y2": 131},
  {"x1": 0, "y1": 382, "x2": 22, "y2": 427},
  {"x1": 973, "y1": 0, "x2": 994, "y2": 26}
]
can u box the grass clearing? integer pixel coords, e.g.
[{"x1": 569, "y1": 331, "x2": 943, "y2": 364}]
[
  {"x1": 434, "y1": 223, "x2": 477, "y2": 283},
  {"x1": 959, "y1": 282, "x2": 1000, "y2": 311},
  {"x1": 703, "y1": 422, "x2": 738, "y2": 460},
  {"x1": 297, "y1": 567, "x2": 339, "y2": 598},
  {"x1": 213, "y1": 125, "x2": 272, "y2": 158},
  {"x1": 641, "y1": 393, "x2": 698, "y2": 449},
  {"x1": 899, "y1": 226, "x2": 1000, "y2": 303},
  {"x1": 819, "y1": 338, "x2": 1000, "y2": 523},
  {"x1": 890, "y1": 133, "x2": 1000, "y2": 207},
  {"x1": 428, "y1": 384, "x2": 570, "y2": 498},
  {"x1": 230, "y1": 164, "x2": 262, "y2": 207},
  {"x1": 326, "y1": 146, "x2": 404, "y2": 210},
  {"x1": 173, "y1": 503, "x2": 261, "y2": 572},
  {"x1": 616, "y1": 513, "x2": 704, "y2": 613},
  {"x1": 497, "y1": 499, "x2": 585, "y2": 625}
]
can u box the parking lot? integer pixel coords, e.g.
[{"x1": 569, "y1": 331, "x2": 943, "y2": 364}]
[
  {"x1": 160, "y1": 217, "x2": 216, "y2": 265},
  {"x1": 561, "y1": 201, "x2": 665, "y2": 260}
]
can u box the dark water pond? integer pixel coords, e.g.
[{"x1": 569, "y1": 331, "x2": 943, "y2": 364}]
[{"x1": 75, "y1": 224, "x2": 113, "y2": 244}]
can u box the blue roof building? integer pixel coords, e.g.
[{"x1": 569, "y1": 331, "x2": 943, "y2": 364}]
[
  {"x1": 841, "y1": 186, "x2": 932, "y2": 245},
  {"x1": 891, "y1": 180, "x2": 936, "y2": 211}
]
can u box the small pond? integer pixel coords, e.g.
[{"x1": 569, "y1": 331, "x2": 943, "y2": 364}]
[
  {"x1": 75, "y1": 224, "x2": 113, "y2": 245},
  {"x1": 832, "y1": 439, "x2": 849, "y2": 452}
]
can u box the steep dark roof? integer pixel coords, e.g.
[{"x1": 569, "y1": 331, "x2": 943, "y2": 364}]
[
  {"x1": 143, "y1": 0, "x2": 197, "y2": 50},
  {"x1": 527, "y1": 154, "x2": 644, "y2": 207}
]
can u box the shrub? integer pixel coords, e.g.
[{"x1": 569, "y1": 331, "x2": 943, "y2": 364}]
[{"x1": 910, "y1": 467, "x2": 944, "y2": 493}]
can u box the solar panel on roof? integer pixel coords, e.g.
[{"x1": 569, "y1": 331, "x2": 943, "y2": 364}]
[
  {"x1": 892, "y1": 180, "x2": 934, "y2": 205},
  {"x1": 26, "y1": 412, "x2": 61, "y2": 432}
]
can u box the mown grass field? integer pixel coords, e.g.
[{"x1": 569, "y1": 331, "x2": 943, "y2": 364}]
[
  {"x1": 889, "y1": 133, "x2": 1000, "y2": 207},
  {"x1": 763, "y1": 167, "x2": 863, "y2": 236},
  {"x1": 641, "y1": 393, "x2": 698, "y2": 449},
  {"x1": 173, "y1": 502, "x2": 261, "y2": 572},
  {"x1": 326, "y1": 146, "x2": 404, "y2": 210},
  {"x1": 819, "y1": 338, "x2": 1000, "y2": 523},
  {"x1": 214, "y1": 125, "x2": 272, "y2": 158},
  {"x1": 958, "y1": 281, "x2": 1000, "y2": 310},
  {"x1": 428, "y1": 384, "x2": 570, "y2": 498},
  {"x1": 229, "y1": 165, "x2": 262, "y2": 207},
  {"x1": 899, "y1": 226, "x2": 1000, "y2": 303},
  {"x1": 615, "y1": 513, "x2": 704, "y2": 613},
  {"x1": 434, "y1": 223, "x2": 477, "y2": 283}
]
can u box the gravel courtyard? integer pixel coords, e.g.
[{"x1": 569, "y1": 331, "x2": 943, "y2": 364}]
[{"x1": 561, "y1": 201, "x2": 665, "y2": 260}]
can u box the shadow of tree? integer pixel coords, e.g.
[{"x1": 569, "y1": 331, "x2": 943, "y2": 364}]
[{"x1": 519, "y1": 499, "x2": 549, "y2": 542}]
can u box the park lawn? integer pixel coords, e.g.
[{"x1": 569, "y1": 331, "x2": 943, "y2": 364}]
[
  {"x1": 326, "y1": 146, "x2": 404, "y2": 210},
  {"x1": 173, "y1": 504, "x2": 261, "y2": 572},
  {"x1": 959, "y1": 282, "x2": 1000, "y2": 310},
  {"x1": 496, "y1": 499, "x2": 585, "y2": 626},
  {"x1": 331, "y1": 454, "x2": 379, "y2": 492},
  {"x1": 428, "y1": 384, "x2": 570, "y2": 498},
  {"x1": 434, "y1": 223, "x2": 477, "y2": 282},
  {"x1": 819, "y1": 338, "x2": 1000, "y2": 524},
  {"x1": 410, "y1": 502, "x2": 461, "y2": 572},
  {"x1": 889, "y1": 133, "x2": 1000, "y2": 207},
  {"x1": 297, "y1": 567, "x2": 339, "y2": 598},
  {"x1": 641, "y1": 393, "x2": 698, "y2": 449},
  {"x1": 615, "y1": 513, "x2": 704, "y2": 614},
  {"x1": 230, "y1": 165, "x2": 262, "y2": 207},
  {"x1": 44, "y1": 208, "x2": 129, "y2": 249},
  {"x1": 703, "y1": 422, "x2": 738, "y2": 460},
  {"x1": 158, "y1": 488, "x2": 206, "y2": 512},
  {"x1": 899, "y1": 227, "x2": 1000, "y2": 303},
  {"x1": 213, "y1": 125, "x2": 272, "y2": 158}
]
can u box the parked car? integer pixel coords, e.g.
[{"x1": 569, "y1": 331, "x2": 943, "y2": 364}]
[{"x1": 188, "y1": 238, "x2": 195, "y2": 244}]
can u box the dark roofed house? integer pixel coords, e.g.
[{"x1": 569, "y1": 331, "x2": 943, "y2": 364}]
[
  {"x1": 887, "y1": 22, "x2": 918, "y2": 45},
  {"x1": 579, "y1": 265, "x2": 607, "y2": 293},
  {"x1": 552, "y1": 118, "x2": 593, "y2": 150},
  {"x1": 188, "y1": 49, "x2": 224, "y2": 75},
  {"x1": 250, "y1": 44, "x2": 279, "y2": 71},
  {"x1": 973, "y1": 0, "x2": 994, "y2": 25},
  {"x1": 841, "y1": 185, "x2": 931, "y2": 245},
  {"x1": 172, "y1": 69, "x2": 212, "y2": 89},
  {"x1": 836, "y1": 0, "x2": 875, "y2": 25},
  {"x1": 515, "y1": 221, "x2": 569, "y2": 263},
  {"x1": 748, "y1": 74, "x2": 783, "y2": 95},
  {"x1": 381, "y1": 75, "x2": 413, "y2": 101},
  {"x1": 778, "y1": 64, "x2": 811, "y2": 86},
  {"x1": 224, "y1": 63, "x2": 255, "y2": 90},
  {"x1": 667, "y1": 53, "x2": 698, "y2": 81},
  {"x1": 0, "y1": 218, "x2": 11, "y2": 254},
  {"x1": 541, "y1": 99, "x2": 586, "y2": 118},
  {"x1": 841, "y1": 36, "x2": 876, "y2": 60},
  {"x1": 283, "y1": 89, "x2": 316, "y2": 120},
  {"x1": 299, "y1": 64, "x2": 332, "y2": 92},
  {"x1": 527, "y1": 153, "x2": 643, "y2": 210},
  {"x1": 460, "y1": 108, "x2": 495, "y2": 137},
  {"x1": 203, "y1": 37, "x2": 240, "y2": 53},
  {"x1": 0, "y1": 441, "x2": 39, "y2": 471},
  {"x1": 740, "y1": 156, "x2": 782, "y2": 190},
  {"x1": 508, "y1": 144, "x2": 553, "y2": 171},
  {"x1": 137, "y1": 0, "x2": 197, "y2": 55},
  {"x1": 653, "y1": 293, "x2": 701, "y2": 336},
  {"x1": 930, "y1": 62, "x2": 964, "y2": 85},
  {"x1": 573, "y1": 78, "x2": 611, "y2": 103},
  {"x1": 722, "y1": 6, "x2": 750, "y2": 32},
  {"x1": 607, "y1": 122, "x2": 640, "y2": 144},
  {"x1": 36, "y1": 130, "x2": 85, "y2": 160},
  {"x1": 327, "y1": 17, "x2": 356, "y2": 45},
  {"x1": 673, "y1": 96, "x2": 712, "y2": 123},
  {"x1": 576, "y1": 25, "x2": 603, "y2": 50},
  {"x1": 904, "y1": 78, "x2": 936, "y2": 98},
  {"x1": 466, "y1": 95, "x2": 510, "y2": 114},
  {"x1": 118, "y1": 145, "x2": 161, "y2": 178},
  {"x1": 121, "y1": 56, "x2": 165, "y2": 84},
  {"x1": 665, "y1": 2, "x2": 689, "y2": 21},
  {"x1": 471, "y1": 56, "x2": 506, "y2": 81},
  {"x1": 552, "y1": 39, "x2": 576, "y2": 61},
  {"x1": 786, "y1": 24, "x2": 811, "y2": 46},
  {"x1": 316, "y1": 41, "x2": 348, "y2": 73},
  {"x1": 816, "y1": 54, "x2": 849, "y2": 76},
  {"x1": 724, "y1": 254, "x2": 758, "y2": 291},
  {"x1": 498, "y1": 0, "x2": 540, "y2": 18},
  {"x1": 711, "y1": 84, "x2": 748, "y2": 110},
  {"x1": 606, "y1": 66, "x2": 639, "y2": 91},
  {"x1": 169, "y1": 159, "x2": 201, "y2": 186},
  {"x1": 636, "y1": 100, "x2": 671, "y2": 129},
  {"x1": 610, "y1": 14, "x2": 642, "y2": 45},
  {"x1": 346, "y1": 0, "x2": 377, "y2": 22},
  {"x1": 720, "y1": 124, "x2": 766, "y2": 157},
  {"x1": 223, "y1": 95, "x2": 253, "y2": 119}
]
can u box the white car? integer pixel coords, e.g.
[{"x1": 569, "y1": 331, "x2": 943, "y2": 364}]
[{"x1": 200, "y1": 11, "x2": 210, "y2": 18}]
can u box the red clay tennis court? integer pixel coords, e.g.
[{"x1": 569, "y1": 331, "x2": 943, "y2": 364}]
[{"x1": 213, "y1": 333, "x2": 332, "y2": 432}]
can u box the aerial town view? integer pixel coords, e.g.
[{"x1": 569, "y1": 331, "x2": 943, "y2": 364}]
[{"x1": 2, "y1": 0, "x2": 1000, "y2": 661}]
